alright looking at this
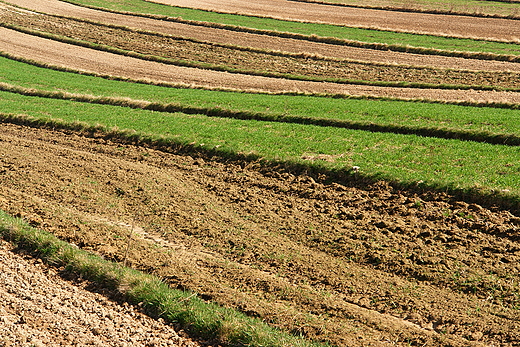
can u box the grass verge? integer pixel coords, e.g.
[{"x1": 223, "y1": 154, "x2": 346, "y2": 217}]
[{"x1": 0, "y1": 209, "x2": 327, "y2": 347}]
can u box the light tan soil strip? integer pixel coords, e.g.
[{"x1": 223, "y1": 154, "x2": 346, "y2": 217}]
[
  {"x1": 5, "y1": 0, "x2": 520, "y2": 73},
  {"x1": 0, "y1": 240, "x2": 199, "y2": 347},
  {"x1": 3, "y1": 27, "x2": 520, "y2": 104},
  {"x1": 4, "y1": 8, "x2": 520, "y2": 90},
  {"x1": 150, "y1": 0, "x2": 520, "y2": 41}
]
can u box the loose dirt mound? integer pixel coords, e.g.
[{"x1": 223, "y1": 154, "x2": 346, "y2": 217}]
[
  {"x1": 0, "y1": 239, "x2": 200, "y2": 346},
  {"x1": 150, "y1": 0, "x2": 520, "y2": 41},
  {"x1": 1, "y1": 122, "x2": 519, "y2": 346}
]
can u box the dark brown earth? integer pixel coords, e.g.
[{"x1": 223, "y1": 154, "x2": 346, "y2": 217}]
[{"x1": 1, "y1": 122, "x2": 520, "y2": 346}]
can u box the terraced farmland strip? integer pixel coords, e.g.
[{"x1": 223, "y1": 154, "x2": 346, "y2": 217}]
[
  {"x1": 3, "y1": 81, "x2": 520, "y2": 147},
  {"x1": 288, "y1": 0, "x2": 520, "y2": 18},
  {"x1": 1, "y1": 122, "x2": 519, "y2": 346},
  {"x1": 147, "y1": 0, "x2": 520, "y2": 41},
  {"x1": 28, "y1": 0, "x2": 520, "y2": 57},
  {"x1": 6, "y1": 0, "x2": 520, "y2": 72},
  {"x1": 3, "y1": 9, "x2": 520, "y2": 91},
  {"x1": 4, "y1": 28, "x2": 520, "y2": 104},
  {"x1": 2, "y1": 90, "x2": 520, "y2": 206}
]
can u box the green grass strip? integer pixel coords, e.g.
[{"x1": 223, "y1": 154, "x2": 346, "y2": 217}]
[
  {"x1": 0, "y1": 210, "x2": 327, "y2": 347},
  {"x1": 3, "y1": 82, "x2": 520, "y2": 146},
  {"x1": 60, "y1": 0, "x2": 520, "y2": 57},
  {"x1": 2, "y1": 92, "x2": 520, "y2": 211},
  {"x1": 7, "y1": 22, "x2": 516, "y2": 93},
  {"x1": 1, "y1": 55, "x2": 520, "y2": 141}
]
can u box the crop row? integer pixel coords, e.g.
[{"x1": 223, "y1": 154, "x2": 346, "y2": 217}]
[
  {"x1": 60, "y1": 0, "x2": 520, "y2": 57},
  {"x1": 1, "y1": 68, "x2": 520, "y2": 211},
  {"x1": 3, "y1": 11, "x2": 520, "y2": 91}
]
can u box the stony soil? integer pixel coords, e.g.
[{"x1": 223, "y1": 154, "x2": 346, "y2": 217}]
[
  {"x1": 0, "y1": 239, "x2": 201, "y2": 347},
  {"x1": 1, "y1": 123, "x2": 520, "y2": 346}
]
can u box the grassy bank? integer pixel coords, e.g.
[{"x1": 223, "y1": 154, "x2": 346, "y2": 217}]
[{"x1": 0, "y1": 210, "x2": 327, "y2": 347}]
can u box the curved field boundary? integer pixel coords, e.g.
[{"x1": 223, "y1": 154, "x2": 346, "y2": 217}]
[
  {"x1": 287, "y1": 0, "x2": 520, "y2": 19},
  {"x1": 2, "y1": 28, "x2": 520, "y2": 105},
  {"x1": 3, "y1": 9, "x2": 520, "y2": 92},
  {"x1": 3, "y1": 82, "x2": 520, "y2": 147},
  {"x1": 15, "y1": 0, "x2": 519, "y2": 61},
  {"x1": 4, "y1": 21, "x2": 520, "y2": 93},
  {"x1": 147, "y1": 0, "x2": 520, "y2": 41}
]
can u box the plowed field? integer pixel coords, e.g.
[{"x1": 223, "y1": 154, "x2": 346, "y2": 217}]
[
  {"x1": 1, "y1": 0, "x2": 520, "y2": 346},
  {"x1": 2, "y1": 122, "x2": 520, "y2": 347}
]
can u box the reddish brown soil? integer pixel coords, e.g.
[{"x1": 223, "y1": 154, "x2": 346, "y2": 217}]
[
  {"x1": 1, "y1": 122, "x2": 520, "y2": 346},
  {"x1": 150, "y1": 0, "x2": 520, "y2": 41},
  {"x1": 6, "y1": 0, "x2": 520, "y2": 73}
]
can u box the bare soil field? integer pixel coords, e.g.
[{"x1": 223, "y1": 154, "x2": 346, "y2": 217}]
[
  {"x1": 150, "y1": 0, "x2": 520, "y2": 41},
  {"x1": 0, "y1": 239, "x2": 201, "y2": 347},
  {"x1": 1, "y1": 122, "x2": 520, "y2": 346},
  {"x1": 3, "y1": 6, "x2": 520, "y2": 90},
  {"x1": 6, "y1": 0, "x2": 520, "y2": 73},
  {"x1": 2, "y1": 0, "x2": 520, "y2": 346}
]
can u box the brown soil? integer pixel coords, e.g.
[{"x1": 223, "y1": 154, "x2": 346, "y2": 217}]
[
  {"x1": 3, "y1": 7, "x2": 520, "y2": 89},
  {"x1": 1, "y1": 122, "x2": 520, "y2": 346},
  {"x1": 6, "y1": 0, "x2": 520, "y2": 73},
  {"x1": 0, "y1": 239, "x2": 201, "y2": 346},
  {"x1": 150, "y1": 0, "x2": 520, "y2": 41},
  {"x1": 3, "y1": 27, "x2": 520, "y2": 104}
]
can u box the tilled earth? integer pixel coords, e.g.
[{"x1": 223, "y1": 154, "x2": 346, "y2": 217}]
[
  {"x1": 3, "y1": 7, "x2": 520, "y2": 89},
  {"x1": 1, "y1": 122, "x2": 519, "y2": 346},
  {"x1": 0, "y1": 239, "x2": 201, "y2": 347}
]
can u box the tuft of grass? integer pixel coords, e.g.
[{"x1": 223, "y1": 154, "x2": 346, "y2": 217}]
[{"x1": 0, "y1": 210, "x2": 327, "y2": 347}]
